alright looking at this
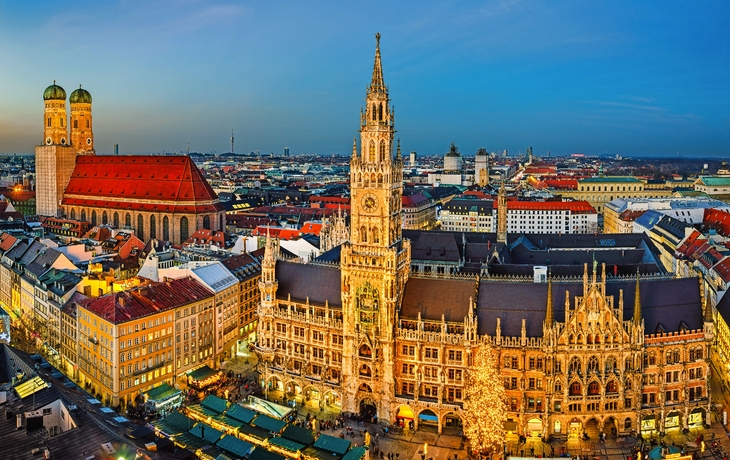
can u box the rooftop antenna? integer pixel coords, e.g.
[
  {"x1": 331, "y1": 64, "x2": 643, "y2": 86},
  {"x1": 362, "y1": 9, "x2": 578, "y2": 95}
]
[
  {"x1": 186, "y1": 142, "x2": 190, "y2": 155},
  {"x1": 231, "y1": 129, "x2": 234, "y2": 154}
]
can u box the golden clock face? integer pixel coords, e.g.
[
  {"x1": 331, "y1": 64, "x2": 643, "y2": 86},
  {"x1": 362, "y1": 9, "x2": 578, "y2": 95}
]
[{"x1": 362, "y1": 194, "x2": 378, "y2": 212}]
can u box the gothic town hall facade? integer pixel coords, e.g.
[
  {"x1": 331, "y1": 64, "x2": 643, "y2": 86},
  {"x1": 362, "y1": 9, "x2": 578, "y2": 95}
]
[{"x1": 255, "y1": 36, "x2": 712, "y2": 440}]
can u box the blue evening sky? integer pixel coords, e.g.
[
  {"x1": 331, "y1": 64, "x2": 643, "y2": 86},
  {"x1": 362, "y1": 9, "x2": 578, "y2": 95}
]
[{"x1": 0, "y1": 0, "x2": 728, "y2": 157}]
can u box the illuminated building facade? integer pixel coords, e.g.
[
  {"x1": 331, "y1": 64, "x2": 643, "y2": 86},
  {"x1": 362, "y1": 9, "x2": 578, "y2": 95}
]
[{"x1": 254, "y1": 35, "x2": 712, "y2": 439}]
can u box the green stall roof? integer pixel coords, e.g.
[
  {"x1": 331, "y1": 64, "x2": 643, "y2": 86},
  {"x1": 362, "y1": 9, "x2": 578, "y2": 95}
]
[
  {"x1": 189, "y1": 364, "x2": 220, "y2": 381},
  {"x1": 201, "y1": 394, "x2": 229, "y2": 414},
  {"x1": 251, "y1": 414, "x2": 287, "y2": 433},
  {"x1": 144, "y1": 382, "x2": 181, "y2": 401},
  {"x1": 313, "y1": 434, "x2": 350, "y2": 455},
  {"x1": 268, "y1": 437, "x2": 305, "y2": 452},
  {"x1": 302, "y1": 447, "x2": 342, "y2": 460},
  {"x1": 239, "y1": 424, "x2": 273, "y2": 440},
  {"x1": 218, "y1": 415, "x2": 244, "y2": 430},
  {"x1": 164, "y1": 411, "x2": 196, "y2": 432},
  {"x1": 189, "y1": 423, "x2": 225, "y2": 444},
  {"x1": 342, "y1": 447, "x2": 367, "y2": 460},
  {"x1": 225, "y1": 404, "x2": 257, "y2": 424},
  {"x1": 248, "y1": 447, "x2": 287, "y2": 460},
  {"x1": 216, "y1": 434, "x2": 254, "y2": 458},
  {"x1": 281, "y1": 424, "x2": 315, "y2": 446}
]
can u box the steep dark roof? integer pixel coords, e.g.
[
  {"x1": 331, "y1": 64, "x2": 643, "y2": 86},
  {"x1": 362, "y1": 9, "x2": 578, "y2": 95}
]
[
  {"x1": 716, "y1": 291, "x2": 730, "y2": 328},
  {"x1": 313, "y1": 245, "x2": 342, "y2": 263},
  {"x1": 399, "y1": 276, "x2": 703, "y2": 337},
  {"x1": 275, "y1": 261, "x2": 341, "y2": 307},
  {"x1": 401, "y1": 277, "x2": 473, "y2": 322},
  {"x1": 408, "y1": 232, "x2": 461, "y2": 262}
]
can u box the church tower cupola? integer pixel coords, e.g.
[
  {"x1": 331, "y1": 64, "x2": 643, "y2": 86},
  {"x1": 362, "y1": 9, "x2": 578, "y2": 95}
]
[
  {"x1": 43, "y1": 81, "x2": 68, "y2": 146},
  {"x1": 70, "y1": 85, "x2": 95, "y2": 154}
]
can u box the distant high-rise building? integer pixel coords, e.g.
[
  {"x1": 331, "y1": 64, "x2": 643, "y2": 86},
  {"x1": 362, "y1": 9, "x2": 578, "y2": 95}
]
[
  {"x1": 527, "y1": 146, "x2": 533, "y2": 162},
  {"x1": 503, "y1": 149, "x2": 508, "y2": 157},
  {"x1": 409, "y1": 151, "x2": 417, "y2": 167},
  {"x1": 284, "y1": 147, "x2": 290, "y2": 157},
  {"x1": 475, "y1": 147, "x2": 489, "y2": 186},
  {"x1": 114, "y1": 144, "x2": 119, "y2": 155}
]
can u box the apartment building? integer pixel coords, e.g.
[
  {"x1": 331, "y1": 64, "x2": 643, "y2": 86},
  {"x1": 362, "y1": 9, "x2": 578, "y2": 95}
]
[{"x1": 77, "y1": 277, "x2": 214, "y2": 408}]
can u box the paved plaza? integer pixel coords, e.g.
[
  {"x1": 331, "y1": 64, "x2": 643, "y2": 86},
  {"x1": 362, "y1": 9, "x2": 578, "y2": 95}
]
[{"x1": 218, "y1": 351, "x2": 730, "y2": 460}]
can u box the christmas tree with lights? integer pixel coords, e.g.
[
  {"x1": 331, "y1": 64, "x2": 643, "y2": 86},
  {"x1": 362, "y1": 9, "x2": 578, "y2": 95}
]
[{"x1": 463, "y1": 342, "x2": 507, "y2": 457}]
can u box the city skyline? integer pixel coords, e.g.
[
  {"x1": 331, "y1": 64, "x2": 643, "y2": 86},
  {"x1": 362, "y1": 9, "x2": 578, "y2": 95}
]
[{"x1": 0, "y1": 1, "x2": 728, "y2": 157}]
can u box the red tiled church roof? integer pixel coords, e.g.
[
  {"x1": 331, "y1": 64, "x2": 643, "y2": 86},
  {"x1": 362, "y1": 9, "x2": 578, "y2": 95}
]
[{"x1": 62, "y1": 155, "x2": 223, "y2": 212}]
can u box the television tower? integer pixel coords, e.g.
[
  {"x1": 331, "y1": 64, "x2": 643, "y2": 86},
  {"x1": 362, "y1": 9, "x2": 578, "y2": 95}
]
[{"x1": 231, "y1": 129, "x2": 234, "y2": 154}]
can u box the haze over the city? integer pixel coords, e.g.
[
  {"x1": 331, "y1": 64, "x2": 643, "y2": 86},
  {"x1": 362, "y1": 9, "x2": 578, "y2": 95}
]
[{"x1": 0, "y1": 0, "x2": 728, "y2": 158}]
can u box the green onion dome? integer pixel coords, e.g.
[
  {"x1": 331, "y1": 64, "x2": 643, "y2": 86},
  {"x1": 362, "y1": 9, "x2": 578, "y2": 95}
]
[
  {"x1": 70, "y1": 86, "x2": 92, "y2": 104},
  {"x1": 43, "y1": 81, "x2": 66, "y2": 101}
]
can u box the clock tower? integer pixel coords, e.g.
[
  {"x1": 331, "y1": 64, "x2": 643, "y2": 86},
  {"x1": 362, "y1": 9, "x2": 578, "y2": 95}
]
[{"x1": 340, "y1": 34, "x2": 411, "y2": 420}]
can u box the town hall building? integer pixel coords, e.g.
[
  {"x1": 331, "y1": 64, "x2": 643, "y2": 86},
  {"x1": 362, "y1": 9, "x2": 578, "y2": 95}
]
[{"x1": 254, "y1": 35, "x2": 713, "y2": 440}]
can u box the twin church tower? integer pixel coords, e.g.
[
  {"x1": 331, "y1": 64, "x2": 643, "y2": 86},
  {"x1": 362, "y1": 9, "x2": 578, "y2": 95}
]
[{"x1": 36, "y1": 82, "x2": 95, "y2": 216}]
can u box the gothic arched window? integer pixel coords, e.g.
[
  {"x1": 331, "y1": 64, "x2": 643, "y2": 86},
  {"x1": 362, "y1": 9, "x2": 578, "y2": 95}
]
[
  {"x1": 137, "y1": 214, "x2": 144, "y2": 240},
  {"x1": 70, "y1": 209, "x2": 76, "y2": 220},
  {"x1": 369, "y1": 140, "x2": 375, "y2": 162},
  {"x1": 570, "y1": 382, "x2": 582, "y2": 396},
  {"x1": 587, "y1": 356, "x2": 599, "y2": 373},
  {"x1": 379, "y1": 140, "x2": 386, "y2": 162},
  {"x1": 359, "y1": 344, "x2": 372, "y2": 358},
  {"x1": 372, "y1": 227, "x2": 379, "y2": 244},
  {"x1": 588, "y1": 381, "x2": 600, "y2": 395},
  {"x1": 378, "y1": 103, "x2": 383, "y2": 121},
  {"x1": 606, "y1": 380, "x2": 618, "y2": 393},
  {"x1": 80, "y1": 209, "x2": 86, "y2": 222},
  {"x1": 360, "y1": 226, "x2": 367, "y2": 243},
  {"x1": 113, "y1": 212, "x2": 119, "y2": 228},
  {"x1": 149, "y1": 215, "x2": 156, "y2": 239},
  {"x1": 569, "y1": 357, "x2": 581, "y2": 374},
  {"x1": 102, "y1": 211, "x2": 108, "y2": 225},
  {"x1": 91, "y1": 210, "x2": 97, "y2": 226},
  {"x1": 203, "y1": 215, "x2": 210, "y2": 230},
  {"x1": 125, "y1": 213, "x2": 131, "y2": 228},
  {"x1": 163, "y1": 216, "x2": 170, "y2": 241},
  {"x1": 180, "y1": 216, "x2": 189, "y2": 242},
  {"x1": 372, "y1": 104, "x2": 376, "y2": 121}
]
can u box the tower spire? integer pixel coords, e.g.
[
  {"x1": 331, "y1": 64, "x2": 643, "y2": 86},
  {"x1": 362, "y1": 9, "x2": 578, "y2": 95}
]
[
  {"x1": 497, "y1": 180, "x2": 507, "y2": 244},
  {"x1": 545, "y1": 271, "x2": 554, "y2": 325},
  {"x1": 633, "y1": 268, "x2": 642, "y2": 324},
  {"x1": 352, "y1": 138, "x2": 358, "y2": 158},
  {"x1": 396, "y1": 138, "x2": 401, "y2": 160},
  {"x1": 369, "y1": 33, "x2": 386, "y2": 95}
]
